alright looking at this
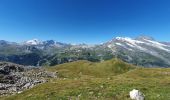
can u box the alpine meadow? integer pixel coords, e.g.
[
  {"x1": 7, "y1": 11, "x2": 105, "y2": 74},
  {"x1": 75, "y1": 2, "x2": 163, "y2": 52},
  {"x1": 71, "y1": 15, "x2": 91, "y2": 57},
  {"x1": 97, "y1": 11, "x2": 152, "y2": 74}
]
[{"x1": 0, "y1": 0, "x2": 170, "y2": 100}]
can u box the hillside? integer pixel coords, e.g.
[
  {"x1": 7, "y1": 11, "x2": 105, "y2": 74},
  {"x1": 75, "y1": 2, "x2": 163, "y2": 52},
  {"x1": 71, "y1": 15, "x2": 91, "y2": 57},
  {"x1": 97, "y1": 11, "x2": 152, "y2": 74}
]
[
  {"x1": 47, "y1": 59, "x2": 136, "y2": 78},
  {"x1": 1, "y1": 59, "x2": 170, "y2": 100}
]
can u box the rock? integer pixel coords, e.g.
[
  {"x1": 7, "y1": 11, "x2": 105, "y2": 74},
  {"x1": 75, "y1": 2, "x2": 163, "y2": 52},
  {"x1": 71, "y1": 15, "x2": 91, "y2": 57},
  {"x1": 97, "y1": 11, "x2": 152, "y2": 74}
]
[
  {"x1": 17, "y1": 91, "x2": 22, "y2": 94},
  {"x1": 0, "y1": 62, "x2": 57, "y2": 96},
  {"x1": 89, "y1": 91, "x2": 94, "y2": 95},
  {"x1": 77, "y1": 94, "x2": 81, "y2": 99},
  {"x1": 100, "y1": 85, "x2": 104, "y2": 88},
  {"x1": 129, "y1": 89, "x2": 145, "y2": 100},
  {"x1": 0, "y1": 62, "x2": 25, "y2": 75}
]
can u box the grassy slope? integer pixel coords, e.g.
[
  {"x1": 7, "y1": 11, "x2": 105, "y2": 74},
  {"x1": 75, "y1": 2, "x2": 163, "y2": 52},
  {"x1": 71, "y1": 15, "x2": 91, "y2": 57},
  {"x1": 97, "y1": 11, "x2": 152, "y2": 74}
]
[
  {"x1": 1, "y1": 59, "x2": 170, "y2": 100},
  {"x1": 47, "y1": 59, "x2": 136, "y2": 78}
]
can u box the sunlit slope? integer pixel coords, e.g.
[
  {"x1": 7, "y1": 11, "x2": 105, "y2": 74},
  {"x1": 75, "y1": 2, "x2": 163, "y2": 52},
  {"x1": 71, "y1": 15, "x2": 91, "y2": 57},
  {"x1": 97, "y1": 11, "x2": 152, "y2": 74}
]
[
  {"x1": 2, "y1": 59, "x2": 170, "y2": 100},
  {"x1": 47, "y1": 59, "x2": 136, "y2": 78}
]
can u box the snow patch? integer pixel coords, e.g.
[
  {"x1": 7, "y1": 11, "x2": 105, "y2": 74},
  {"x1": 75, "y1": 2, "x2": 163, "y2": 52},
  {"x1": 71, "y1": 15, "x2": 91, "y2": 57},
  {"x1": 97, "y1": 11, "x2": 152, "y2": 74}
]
[
  {"x1": 25, "y1": 39, "x2": 41, "y2": 45},
  {"x1": 115, "y1": 43, "x2": 123, "y2": 46},
  {"x1": 115, "y1": 37, "x2": 147, "y2": 51},
  {"x1": 116, "y1": 37, "x2": 144, "y2": 44},
  {"x1": 115, "y1": 37, "x2": 170, "y2": 52},
  {"x1": 144, "y1": 39, "x2": 170, "y2": 52}
]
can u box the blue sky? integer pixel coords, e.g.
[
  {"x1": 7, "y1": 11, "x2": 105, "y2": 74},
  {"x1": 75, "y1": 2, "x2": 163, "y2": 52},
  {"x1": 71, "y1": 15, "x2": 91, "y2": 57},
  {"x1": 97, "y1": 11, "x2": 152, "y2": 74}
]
[{"x1": 0, "y1": 0, "x2": 170, "y2": 44}]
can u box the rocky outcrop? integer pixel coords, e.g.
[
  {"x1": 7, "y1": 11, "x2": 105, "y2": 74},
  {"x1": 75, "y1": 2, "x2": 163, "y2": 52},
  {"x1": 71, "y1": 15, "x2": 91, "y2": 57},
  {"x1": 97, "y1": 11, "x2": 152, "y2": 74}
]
[{"x1": 0, "y1": 62, "x2": 57, "y2": 96}]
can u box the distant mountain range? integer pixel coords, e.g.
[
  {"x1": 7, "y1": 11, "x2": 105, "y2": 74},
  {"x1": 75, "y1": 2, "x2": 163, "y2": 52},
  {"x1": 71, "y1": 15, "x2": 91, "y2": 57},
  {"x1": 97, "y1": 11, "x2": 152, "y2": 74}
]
[{"x1": 0, "y1": 36, "x2": 170, "y2": 67}]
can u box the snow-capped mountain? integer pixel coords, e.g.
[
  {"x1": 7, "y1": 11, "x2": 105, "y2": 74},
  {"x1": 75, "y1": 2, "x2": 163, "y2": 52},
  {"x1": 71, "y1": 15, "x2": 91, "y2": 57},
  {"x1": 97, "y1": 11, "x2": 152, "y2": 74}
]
[
  {"x1": 106, "y1": 36, "x2": 170, "y2": 52},
  {"x1": 104, "y1": 36, "x2": 170, "y2": 67},
  {"x1": 0, "y1": 36, "x2": 170, "y2": 67},
  {"x1": 25, "y1": 39, "x2": 42, "y2": 45},
  {"x1": 24, "y1": 39, "x2": 70, "y2": 48}
]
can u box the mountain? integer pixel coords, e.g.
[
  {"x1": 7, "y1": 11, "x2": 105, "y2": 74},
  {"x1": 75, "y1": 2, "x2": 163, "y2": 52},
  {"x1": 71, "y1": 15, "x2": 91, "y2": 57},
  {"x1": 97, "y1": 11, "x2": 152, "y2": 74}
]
[
  {"x1": 162, "y1": 42, "x2": 170, "y2": 46},
  {"x1": 104, "y1": 36, "x2": 170, "y2": 67},
  {"x1": 0, "y1": 36, "x2": 170, "y2": 67},
  {"x1": 24, "y1": 39, "x2": 42, "y2": 45},
  {"x1": 0, "y1": 39, "x2": 113, "y2": 66}
]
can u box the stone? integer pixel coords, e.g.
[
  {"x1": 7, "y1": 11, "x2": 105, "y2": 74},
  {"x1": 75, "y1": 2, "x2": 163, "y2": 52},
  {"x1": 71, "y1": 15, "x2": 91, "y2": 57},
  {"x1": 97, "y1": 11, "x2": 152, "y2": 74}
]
[
  {"x1": 129, "y1": 89, "x2": 145, "y2": 100},
  {"x1": 0, "y1": 62, "x2": 57, "y2": 96}
]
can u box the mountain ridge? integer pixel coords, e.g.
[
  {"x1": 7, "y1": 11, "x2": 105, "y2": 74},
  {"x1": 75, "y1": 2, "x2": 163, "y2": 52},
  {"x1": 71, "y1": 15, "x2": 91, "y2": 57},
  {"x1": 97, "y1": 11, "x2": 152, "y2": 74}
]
[{"x1": 0, "y1": 36, "x2": 170, "y2": 67}]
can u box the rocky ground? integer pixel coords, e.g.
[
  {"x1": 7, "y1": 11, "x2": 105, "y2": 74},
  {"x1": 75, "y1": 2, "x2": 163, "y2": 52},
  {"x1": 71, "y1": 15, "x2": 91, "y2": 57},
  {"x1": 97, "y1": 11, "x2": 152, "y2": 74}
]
[{"x1": 0, "y1": 62, "x2": 57, "y2": 96}]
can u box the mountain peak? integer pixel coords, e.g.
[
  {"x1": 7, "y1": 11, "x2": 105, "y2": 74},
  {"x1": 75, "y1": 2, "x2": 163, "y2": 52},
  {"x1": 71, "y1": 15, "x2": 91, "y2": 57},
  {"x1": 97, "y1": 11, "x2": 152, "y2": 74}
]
[
  {"x1": 43, "y1": 40, "x2": 56, "y2": 45},
  {"x1": 0, "y1": 40, "x2": 9, "y2": 45},
  {"x1": 136, "y1": 35, "x2": 154, "y2": 41},
  {"x1": 111, "y1": 37, "x2": 143, "y2": 44},
  {"x1": 115, "y1": 37, "x2": 132, "y2": 41},
  {"x1": 25, "y1": 39, "x2": 41, "y2": 45}
]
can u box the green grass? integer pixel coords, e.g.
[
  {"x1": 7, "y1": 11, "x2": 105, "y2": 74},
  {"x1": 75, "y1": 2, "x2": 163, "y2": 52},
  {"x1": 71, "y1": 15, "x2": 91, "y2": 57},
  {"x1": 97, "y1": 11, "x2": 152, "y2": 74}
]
[
  {"x1": 47, "y1": 59, "x2": 136, "y2": 78},
  {"x1": 1, "y1": 59, "x2": 170, "y2": 100}
]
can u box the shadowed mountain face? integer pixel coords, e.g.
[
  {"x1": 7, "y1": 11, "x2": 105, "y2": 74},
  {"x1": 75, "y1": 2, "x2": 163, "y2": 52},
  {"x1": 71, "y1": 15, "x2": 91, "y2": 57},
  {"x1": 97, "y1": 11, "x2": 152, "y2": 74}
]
[{"x1": 0, "y1": 36, "x2": 170, "y2": 67}]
